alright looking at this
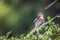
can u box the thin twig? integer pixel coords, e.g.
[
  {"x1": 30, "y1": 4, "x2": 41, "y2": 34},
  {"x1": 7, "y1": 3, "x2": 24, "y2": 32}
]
[{"x1": 44, "y1": 0, "x2": 58, "y2": 10}]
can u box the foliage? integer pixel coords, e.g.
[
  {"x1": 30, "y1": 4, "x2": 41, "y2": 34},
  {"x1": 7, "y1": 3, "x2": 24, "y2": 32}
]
[{"x1": 0, "y1": 17, "x2": 60, "y2": 40}]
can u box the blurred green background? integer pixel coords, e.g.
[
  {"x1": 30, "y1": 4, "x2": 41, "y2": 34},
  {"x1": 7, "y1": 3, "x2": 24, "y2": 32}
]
[{"x1": 0, "y1": 0, "x2": 60, "y2": 36}]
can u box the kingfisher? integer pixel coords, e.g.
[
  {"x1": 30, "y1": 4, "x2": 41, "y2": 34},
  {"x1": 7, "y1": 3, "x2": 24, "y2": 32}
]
[{"x1": 34, "y1": 12, "x2": 45, "y2": 29}]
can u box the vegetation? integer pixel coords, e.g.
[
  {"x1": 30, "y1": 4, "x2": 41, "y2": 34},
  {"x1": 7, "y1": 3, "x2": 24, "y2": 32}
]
[{"x1": 0, "y1": 17, "x2": 60, "y2": 40}]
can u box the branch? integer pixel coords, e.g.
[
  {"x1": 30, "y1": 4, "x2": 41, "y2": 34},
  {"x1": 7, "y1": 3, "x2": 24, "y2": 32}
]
[
  {"x1": 29, "y1": 13, "x2": 60, "y2": 34},
  {"x1": 44, "y1": 0, "x2": 58, "y2": 10}
]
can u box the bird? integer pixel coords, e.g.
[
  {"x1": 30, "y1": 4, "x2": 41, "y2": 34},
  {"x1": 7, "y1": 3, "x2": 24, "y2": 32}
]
[{"x1": 34, "y1": 12, "x2": 45, "y2": 29}]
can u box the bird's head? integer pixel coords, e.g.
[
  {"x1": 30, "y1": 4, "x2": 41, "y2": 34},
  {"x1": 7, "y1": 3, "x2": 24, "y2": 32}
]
[{"x1": 37, "y1": 12, "x2": 44, "y2": 19}]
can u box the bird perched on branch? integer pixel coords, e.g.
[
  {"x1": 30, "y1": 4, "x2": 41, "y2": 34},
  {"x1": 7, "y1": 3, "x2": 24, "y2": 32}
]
[{"x1": 34, "y1": 12, "x2": 45, "y2": 29}]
